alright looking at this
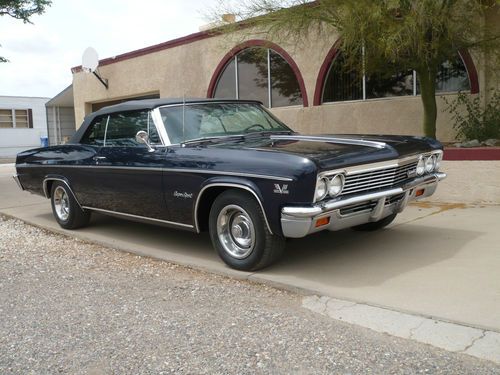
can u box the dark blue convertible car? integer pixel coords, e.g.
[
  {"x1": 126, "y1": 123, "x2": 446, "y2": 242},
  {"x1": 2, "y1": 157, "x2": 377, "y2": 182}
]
[{"x1": 14, "y1": 98, "x2": 446, "y2": 270}]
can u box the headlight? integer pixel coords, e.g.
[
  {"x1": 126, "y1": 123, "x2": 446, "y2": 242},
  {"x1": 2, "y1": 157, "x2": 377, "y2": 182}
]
[
  {"x1": 328, "y1": 174, "x2": 345, "y2": 197},
  {"x1": 416, "y1": 157, "x2": 425, "y2": 176},
  {"x1": 435, "y1": 152, "x2": 443, "y2": 171},
  {"x1": 425, "y1": 155, "x2": 436, "y2": 173},
  {"x1": 315, "y1": 178, "x2": 328, "y2": 201}
]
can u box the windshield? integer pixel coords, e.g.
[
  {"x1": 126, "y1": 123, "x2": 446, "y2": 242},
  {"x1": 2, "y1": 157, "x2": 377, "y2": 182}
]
[{"x1": 159, "y1": 103, "x2": 292, "y2": 144}]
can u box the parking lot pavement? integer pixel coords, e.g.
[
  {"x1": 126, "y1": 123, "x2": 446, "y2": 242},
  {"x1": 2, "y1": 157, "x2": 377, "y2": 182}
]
[
  {"x1": 1, "y1": 164, "x2": 499, "y2": 337},
  {"x1": 1, "y1": 217, "x2": 498, "y2": 374}
]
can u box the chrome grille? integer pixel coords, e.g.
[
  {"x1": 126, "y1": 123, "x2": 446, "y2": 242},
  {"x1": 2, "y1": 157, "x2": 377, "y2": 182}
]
[
  {"x1": 341, "y1": 161, "x2": 418, "y2": 196},
  {"x1": 339, "y1": 193, "x2": 406, "y2": 216}
]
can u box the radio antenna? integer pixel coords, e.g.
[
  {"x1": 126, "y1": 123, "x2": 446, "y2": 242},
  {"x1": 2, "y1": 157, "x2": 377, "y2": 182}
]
[{"x1": 182, "y1": 93, "x2": 186, "y2": 143}]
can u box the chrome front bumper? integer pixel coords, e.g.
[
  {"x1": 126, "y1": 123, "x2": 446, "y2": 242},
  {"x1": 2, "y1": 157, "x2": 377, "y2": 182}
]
[
  {"x1": 281, "y1": 172, "x2": 446, "y2": 238},
  {"x1": 12, "y1": 174, "x2": 24, "y2": 191}
]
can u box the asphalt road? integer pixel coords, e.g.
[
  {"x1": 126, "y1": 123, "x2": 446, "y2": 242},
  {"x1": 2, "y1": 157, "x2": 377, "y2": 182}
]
[
  {"x1": 1, "y1": 216, "x2": 498, "y2": 374},
  {"x1": 1, "y1": 163, "x2": 499, "y2": 333}
]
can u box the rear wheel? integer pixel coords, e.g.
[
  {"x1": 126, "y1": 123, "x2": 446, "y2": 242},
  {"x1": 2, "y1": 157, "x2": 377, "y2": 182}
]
[
  {"x1": 50, "y1": 182, "x2": 90, "y2": 229},
  {"x1": 209, "y1": 189, "x2": 285, "y2": 271},
  {"x1": 352, "y1": 212, "x2": 397, "y2": 231}
]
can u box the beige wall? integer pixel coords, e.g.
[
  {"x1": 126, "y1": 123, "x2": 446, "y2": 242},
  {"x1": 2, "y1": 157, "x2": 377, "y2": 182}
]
[
  {"x1": 272, "y1": 94, "x2": 462, "y2": 140},
  {"x1": 72, "y1": 26, "x2": 494, "y2": 142}
]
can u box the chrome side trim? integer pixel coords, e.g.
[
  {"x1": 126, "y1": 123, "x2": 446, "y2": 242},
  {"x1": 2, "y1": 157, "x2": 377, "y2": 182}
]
[
  {"x1": 17, "y1": 164, "x2": 293, "y2": 181},
  {"x1": 270, "y1": 135, "x2": 387, "y2": 149},
  {"x1": 42, "y1": 178, "x2": 83, "y2": 210},
  {"x1": 12, "y1": 174, "x2": 24, "y2": 190},
  {"x1": 82, "y1": 206, "x2": 194, "y2": 229},
  {"x1": 194, "y1": 183, "x2": 273, "y2": 235},
  {"x1": 166, "y1": 169, "x2": 292, "y2": 182}
]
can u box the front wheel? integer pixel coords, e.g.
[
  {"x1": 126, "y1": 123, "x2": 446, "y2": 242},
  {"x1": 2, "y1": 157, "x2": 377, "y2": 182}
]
[
  {"x1": 209, "y1": 189, "x2": 285, "y2": 271},
  {"x1": 50, "y1": 181, "x2": 90, "y2": 229}
]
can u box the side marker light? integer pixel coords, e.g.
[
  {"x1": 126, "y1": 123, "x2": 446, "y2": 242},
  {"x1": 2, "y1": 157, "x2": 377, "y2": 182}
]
[{"x1": 315, "y1": 217, "x2": 330, "y2": 227}]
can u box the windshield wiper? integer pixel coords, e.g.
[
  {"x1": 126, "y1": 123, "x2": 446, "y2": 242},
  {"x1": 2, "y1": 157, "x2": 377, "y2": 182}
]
[
  {"x1": 180, "y1": 135, "x2": 244, "y2": 147},
  {"x1": 180, "y1": 130, "x2": 294, "y2": 146},
  {"x1": 243, "y1": 130, "x2": 295, "y2": 138}
]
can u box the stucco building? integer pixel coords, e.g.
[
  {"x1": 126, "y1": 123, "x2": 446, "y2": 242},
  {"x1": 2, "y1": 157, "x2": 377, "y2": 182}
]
[{"x1": 71, "y1": 15, "x2": 499, "y2": 142}]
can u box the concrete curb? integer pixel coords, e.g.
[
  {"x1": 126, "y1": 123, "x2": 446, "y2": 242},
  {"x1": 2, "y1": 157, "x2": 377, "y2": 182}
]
[{"x1": 302, "y1": 295, "x2": 500, "y2": 364}]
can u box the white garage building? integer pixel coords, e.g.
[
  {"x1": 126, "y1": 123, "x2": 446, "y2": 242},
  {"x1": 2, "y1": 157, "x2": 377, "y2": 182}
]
[{"x1": 0, "y1": 95, "x2": 49, "y2": 158}]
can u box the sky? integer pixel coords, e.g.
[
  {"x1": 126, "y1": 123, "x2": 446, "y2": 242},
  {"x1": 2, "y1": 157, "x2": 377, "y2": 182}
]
[{"x1": 0, "y1": 0, "x2": 220, "y2": 98}]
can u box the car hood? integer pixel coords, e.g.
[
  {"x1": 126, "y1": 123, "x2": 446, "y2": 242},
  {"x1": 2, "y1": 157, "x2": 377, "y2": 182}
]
[{"x1": 208, "y1": 134, "x2": 439, "y2": 171}]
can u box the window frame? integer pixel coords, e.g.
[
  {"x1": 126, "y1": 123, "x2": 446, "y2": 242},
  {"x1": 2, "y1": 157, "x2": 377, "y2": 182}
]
[
  {"x1": 208, "y1": 40, "x2": 309, "y2": 108},
  {"x1": 314, "y1": 44, "x2": 479, "y2": 106},
  {"x1": 216, "y1": 49, "x2": 293, "y2": 108},
  {"x1": 321, "y1": 53, "x2": 471, "y2": 105},
  {"x1": 79, "y1": 110, "x2": 165, "y2": 148},
  {"x1": 0, "y1": 109, "x2": 33, "y2": 128}
]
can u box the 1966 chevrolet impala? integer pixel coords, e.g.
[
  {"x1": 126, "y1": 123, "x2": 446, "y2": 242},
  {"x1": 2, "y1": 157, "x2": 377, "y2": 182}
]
[{"x1": 14, "y1": 98, "x2": 446, "y2": 271}]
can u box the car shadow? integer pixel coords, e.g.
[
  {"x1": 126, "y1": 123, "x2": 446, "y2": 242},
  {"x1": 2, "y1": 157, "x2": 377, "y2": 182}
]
[
  {"x1": 264, "y1": 222, "x2": 482, "y2": 288},
  {"x1": 35, "y1": 210, "x2": 481, "y2": 288}
]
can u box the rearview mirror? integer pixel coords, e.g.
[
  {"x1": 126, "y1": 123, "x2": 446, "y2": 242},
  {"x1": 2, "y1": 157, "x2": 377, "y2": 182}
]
[{"x1": 136, "y1": 130, "x2": 155, "y2": 152}]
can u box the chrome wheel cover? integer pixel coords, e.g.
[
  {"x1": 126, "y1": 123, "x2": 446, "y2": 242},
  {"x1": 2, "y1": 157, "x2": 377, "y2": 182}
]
[
  {"x1": 217, "y1": 204, "x2": 255, "y2": 259},
  {"x1": 53, "y1": 186, "x2": 70, "y2": 221}
]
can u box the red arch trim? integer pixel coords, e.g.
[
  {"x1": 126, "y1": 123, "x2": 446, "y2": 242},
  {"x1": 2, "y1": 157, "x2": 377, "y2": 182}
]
[
  {"x1": 206, "y1": 40, "x2": 309, "y2": 107},
  {"x1": 313, "y1": 39, "x2": 342, "y2": 106},
  {"x1": 458, "y1": 49, "x2": 479, "y2": 95},
  {"x1": 313, "y1": 41, "x2": 480, "y2": 106}
]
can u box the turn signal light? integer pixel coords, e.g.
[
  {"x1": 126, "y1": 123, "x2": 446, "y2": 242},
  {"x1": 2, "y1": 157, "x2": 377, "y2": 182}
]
[
  {"x1": 415, "y1": 189, "x2": 425, "y2": 197},
  {"x1": 315, "y1": 217, "x2": 330, "y2": 227}
]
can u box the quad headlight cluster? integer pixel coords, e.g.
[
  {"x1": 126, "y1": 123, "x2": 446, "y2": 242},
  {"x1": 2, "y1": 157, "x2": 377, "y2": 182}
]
[
  {"x1": 416, "y1": 152, "x2": 443, "y2": 176},
  {"x1": 315, "y1": 174, "x2": 345, "y2": 201}
]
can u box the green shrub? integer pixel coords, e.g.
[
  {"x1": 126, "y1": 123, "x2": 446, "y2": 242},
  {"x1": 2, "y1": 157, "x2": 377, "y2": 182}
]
[{"x1": 444, "y1": 91, "x2": 500, "y2": 141}]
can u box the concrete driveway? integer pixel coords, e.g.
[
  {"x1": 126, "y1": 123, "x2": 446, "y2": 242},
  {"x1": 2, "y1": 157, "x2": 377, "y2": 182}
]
[{"x1": 1, "y1": 163, "x2": 499, "y2": 333}]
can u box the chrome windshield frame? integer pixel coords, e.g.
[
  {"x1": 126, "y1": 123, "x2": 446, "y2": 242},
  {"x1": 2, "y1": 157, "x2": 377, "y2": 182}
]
[{"x1": 152, "y1": 101, "x2": 292, "y2": 147}]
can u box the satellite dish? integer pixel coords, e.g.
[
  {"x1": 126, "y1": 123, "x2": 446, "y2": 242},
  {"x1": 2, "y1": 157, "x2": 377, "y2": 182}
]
[{"x1": 82, "y1": 47, "x2": 99, "y2": 73}]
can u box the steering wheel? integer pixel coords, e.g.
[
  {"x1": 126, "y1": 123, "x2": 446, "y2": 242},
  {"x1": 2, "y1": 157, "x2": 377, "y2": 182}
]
[{"x1": 243, "y1": 124, "x2": 265, "y2": 133}]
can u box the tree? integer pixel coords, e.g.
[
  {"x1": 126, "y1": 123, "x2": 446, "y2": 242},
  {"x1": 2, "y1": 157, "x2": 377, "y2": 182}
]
[
  {"x1": 210, "y1": 0, "x2": 500, "y2": 138},
  {"x1": 0, "y1": 0, "x2": 51, "y2": 62}
]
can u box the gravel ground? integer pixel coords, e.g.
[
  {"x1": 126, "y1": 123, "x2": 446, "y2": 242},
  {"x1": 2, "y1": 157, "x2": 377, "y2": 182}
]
[{"x1": 0, "y1": 216, "x2": 498, "y2": 375}]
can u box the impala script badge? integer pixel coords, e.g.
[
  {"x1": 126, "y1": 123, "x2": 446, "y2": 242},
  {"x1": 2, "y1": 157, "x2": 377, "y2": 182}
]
[
  {"x1": 174, "y1": 191, "x2": 193, "y2": 199},
  {"x1": 273, "y1": 184, "x2": 289, "y2": 195},
  {"x1": 407, "y1": 168, "x2": 417, "y2": 178}
]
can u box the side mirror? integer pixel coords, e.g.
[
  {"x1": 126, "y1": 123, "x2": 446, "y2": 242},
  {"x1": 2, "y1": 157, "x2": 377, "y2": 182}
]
[{"x1": 136, "y1": 130, "x2": 155, "y2": 152}]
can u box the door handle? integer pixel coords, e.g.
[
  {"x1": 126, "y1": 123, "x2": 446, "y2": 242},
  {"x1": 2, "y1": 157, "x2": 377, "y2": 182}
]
[{"x1": 93, "y1": 156, "x2": 107, "y2": 162}]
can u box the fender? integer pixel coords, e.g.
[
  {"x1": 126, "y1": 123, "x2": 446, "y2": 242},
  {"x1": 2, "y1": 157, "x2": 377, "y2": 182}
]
[
  {"x1": 42, "y1": 175, "x2": 83, "y2": 210},
  {"x1": 194, "y1": 176, "x2": 274, "y2": 235}
]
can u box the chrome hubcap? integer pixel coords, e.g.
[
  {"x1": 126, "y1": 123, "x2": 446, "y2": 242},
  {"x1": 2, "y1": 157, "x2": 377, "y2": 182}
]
[
  {"x1": 217, "y1": 205, "x2": 255, "y2": 259},
  {"x1": 53, "y1": 186, "x2": 70, "y2": 221}
]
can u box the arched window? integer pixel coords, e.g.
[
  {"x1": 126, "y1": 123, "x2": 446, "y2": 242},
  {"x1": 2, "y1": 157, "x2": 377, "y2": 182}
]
[
  {"x1": 209, "y1": 42, "x2": 306, "y2": 108},
  {"x1": 322, "y1": 52, "x2": 363, "y2": 102},
  {"x1": 416, "y1": 58, "x2": 471, "y2": 94},
  {"x1": 318, "y1": 48, "x2": 477, "y2": 105}
]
